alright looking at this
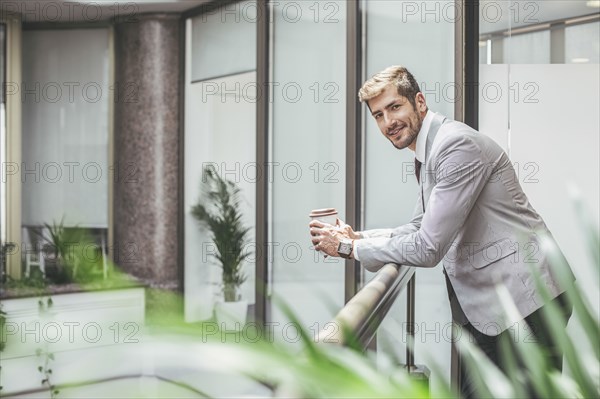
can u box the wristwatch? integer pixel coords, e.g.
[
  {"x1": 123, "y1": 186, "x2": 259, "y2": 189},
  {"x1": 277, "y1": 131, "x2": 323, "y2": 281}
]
[{"x1": 337, "y1": 239, "x2": 353, "y2": 259}]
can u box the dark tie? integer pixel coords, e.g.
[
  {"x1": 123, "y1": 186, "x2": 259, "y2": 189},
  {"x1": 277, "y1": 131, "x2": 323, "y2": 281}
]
[{"x1": 415, "y1": 158, "x2": 422, "y2": 184}]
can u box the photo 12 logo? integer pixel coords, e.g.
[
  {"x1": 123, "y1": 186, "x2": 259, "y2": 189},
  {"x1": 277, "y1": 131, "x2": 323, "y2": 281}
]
[
  {"x1": 196, "y1": 1, "x2": 341, "y2": 24},
  {"x1": 395, "y1": 1, "x2": 540, "y2": 25},
  {"x1": 1, "y1": 321, "x2": 141, "y2": 345},
  {"x1": 2, "y1": 82, "x2": 139, "y2": 104},
  {"x1": 0, "y1": 2, "x2": 139, "y2": 23},
  {"x1": 1, "y1": 162, "x2": 139, "y2": 185},
  {"x1": 418, "y1": 81, "x2": 540, "y2": 106},
  {"x1": 198, "y1": 81, "x2": 341, "y2": 104},
  {"x1": 201, "y1": 161, "x2": 341, "y2": 184}
]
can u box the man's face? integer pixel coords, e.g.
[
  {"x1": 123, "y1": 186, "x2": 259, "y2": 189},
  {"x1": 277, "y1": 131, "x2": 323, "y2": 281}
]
[{"x1": 367, "y1": 84, "x2": 427, "y2": 151}]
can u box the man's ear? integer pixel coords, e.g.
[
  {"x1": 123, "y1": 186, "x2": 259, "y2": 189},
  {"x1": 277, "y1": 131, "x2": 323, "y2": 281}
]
[{"x1": 415, "y1": 92, "x2": 427, "y2": 114}]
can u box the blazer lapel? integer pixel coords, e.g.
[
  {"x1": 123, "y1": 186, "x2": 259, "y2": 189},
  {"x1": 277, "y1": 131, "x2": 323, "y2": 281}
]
[{"x1": 420, "y1": 113, "x2": 447, "y2": 211}]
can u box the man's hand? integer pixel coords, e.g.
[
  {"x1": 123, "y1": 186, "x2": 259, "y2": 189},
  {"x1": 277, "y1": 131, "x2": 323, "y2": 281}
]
[
  {"x1": 309, "y1": 219, "x2": 356, "y2": 258},
  {"x1": 336, "y1": 219, "x2": 362, "y2": 239}
]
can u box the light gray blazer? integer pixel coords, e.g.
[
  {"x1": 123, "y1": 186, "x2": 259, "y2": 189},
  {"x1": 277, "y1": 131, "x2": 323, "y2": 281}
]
[{"x1": 356, "y1": 112, "x2": 574, "y2": 334}]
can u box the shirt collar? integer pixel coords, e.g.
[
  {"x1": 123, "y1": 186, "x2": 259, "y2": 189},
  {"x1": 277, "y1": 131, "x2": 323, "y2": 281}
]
[{"x1": 415, "y1": 110, "x2": 434, "y2": 163}]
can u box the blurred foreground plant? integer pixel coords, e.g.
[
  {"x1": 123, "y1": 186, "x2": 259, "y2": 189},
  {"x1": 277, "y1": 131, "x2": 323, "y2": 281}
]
[
  {"x1": 5, "y1": 198, "x2": 597, "y2": 399},
  {"x1": 166, "y1": 196, "x2": 598, "y2": 398},
  {"x1": 456, "y1": 194, "x2": 599, "y2": 399}
]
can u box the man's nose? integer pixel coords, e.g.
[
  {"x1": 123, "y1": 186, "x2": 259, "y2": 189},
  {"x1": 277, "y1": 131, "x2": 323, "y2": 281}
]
[{"x1": 383, "y1": 114, "x2": 395, "y2": 130}]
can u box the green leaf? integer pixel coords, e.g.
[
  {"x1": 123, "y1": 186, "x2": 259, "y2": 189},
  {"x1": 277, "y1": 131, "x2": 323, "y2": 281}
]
[{"x1": 456, "y1": 335, "x2": 514, "y2": 398}]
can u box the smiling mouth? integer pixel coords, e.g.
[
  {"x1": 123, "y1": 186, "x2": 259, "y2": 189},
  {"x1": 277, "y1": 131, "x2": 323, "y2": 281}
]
[{"x1": 388, "y1": 125, "x2": 405, "y2": 138}]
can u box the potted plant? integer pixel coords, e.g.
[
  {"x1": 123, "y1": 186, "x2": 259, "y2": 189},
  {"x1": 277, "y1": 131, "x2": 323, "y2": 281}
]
[
  {"x1": 34, "y1": 219, "x2": 86, "y2": 284},
  {"x1": 191, "y1": 167, "x2": 251, "y2": 330}
]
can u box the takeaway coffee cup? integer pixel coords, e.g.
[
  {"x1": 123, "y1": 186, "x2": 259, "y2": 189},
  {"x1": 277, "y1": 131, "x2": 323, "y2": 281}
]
[{"x1": 309, "y1": 208, "x2": 338, "y2": 226}]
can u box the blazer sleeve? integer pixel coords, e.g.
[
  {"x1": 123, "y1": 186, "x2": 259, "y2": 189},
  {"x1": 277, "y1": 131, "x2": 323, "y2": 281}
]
[
  {"x1": 355, "y1": 133, "x2": 493, "y2": 272},
  {"x1": 390, "y1": 189, "x2": 424, "y2": 237},
  {"x1": 358, "y1": 189, "x2": 423, "y2": 240}
]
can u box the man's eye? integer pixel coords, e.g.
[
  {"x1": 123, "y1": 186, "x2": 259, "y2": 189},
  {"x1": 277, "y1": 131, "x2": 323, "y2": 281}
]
[
  {"x1": 374, "y1": 114, "x2": 382, "y2": 119},
  {"x1": 392, "y1": 104, "x2": 400, "y2": 110}
]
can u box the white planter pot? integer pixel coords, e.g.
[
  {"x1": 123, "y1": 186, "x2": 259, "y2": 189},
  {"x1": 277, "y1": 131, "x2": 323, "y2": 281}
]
[{"x1": 214, "y1": 300, "x2": 248, "y2": 331}]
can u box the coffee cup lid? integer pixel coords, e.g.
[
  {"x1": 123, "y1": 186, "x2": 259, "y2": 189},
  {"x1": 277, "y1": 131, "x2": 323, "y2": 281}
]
[{"x1": 309, "y1": 208, "x2": 338, "y2": 217}]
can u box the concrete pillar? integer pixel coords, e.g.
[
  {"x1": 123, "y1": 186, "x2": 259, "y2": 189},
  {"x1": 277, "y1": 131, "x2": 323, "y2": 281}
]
[{"x1": 113, "y1": 14, "x2": 180, "y2": 284}]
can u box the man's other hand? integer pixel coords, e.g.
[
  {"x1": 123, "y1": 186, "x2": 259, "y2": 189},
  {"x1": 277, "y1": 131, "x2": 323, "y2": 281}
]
[{"x1": 336, "y1": 219, "x2": 361, "y2": 239}]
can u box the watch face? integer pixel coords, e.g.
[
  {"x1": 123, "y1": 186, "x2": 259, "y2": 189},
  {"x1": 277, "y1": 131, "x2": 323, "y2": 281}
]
[{"x1": 338, "y1": 240, "x2": 352, "y2": 257}]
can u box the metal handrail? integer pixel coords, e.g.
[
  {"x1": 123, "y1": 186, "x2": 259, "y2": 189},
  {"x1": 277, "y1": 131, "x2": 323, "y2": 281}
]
[{"x1": 317, "y1": 263, "x2": 416, "y2": 353}]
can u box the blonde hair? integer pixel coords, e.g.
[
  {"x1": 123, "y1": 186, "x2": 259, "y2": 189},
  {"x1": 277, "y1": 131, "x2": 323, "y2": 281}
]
[{"x1": 358, "y1": 65, "x2": 422, "y2": 109}]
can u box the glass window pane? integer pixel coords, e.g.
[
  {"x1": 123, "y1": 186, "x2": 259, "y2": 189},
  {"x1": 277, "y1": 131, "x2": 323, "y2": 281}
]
[
  {"x1": 0, "y1": 23, "x2": 6, "y2": 245},
  {"x1": 364, "y1": 0, "x2": 455, "y2": 390},
  {"x1": 566, "y1": 21, "x2": 600, "y2": 64},
  {"x1": 480, "y1": 0, "x2": 600, "y2": 369},
  {"x1": 270, "y1": 0, "x2": 346, "y2": 335},
  {"x1": 479, "y1": 40, "x2": 490, "y2": 64},
  {"x1": 503, "y1": 31, "x2": 550, "y2": 63},
  {"x1": 508, "y1": 64, "x2": 600, "y2": 357},
  {"x1": 481, "y1": 1, "x2": 599, "y2": 64},
  {"x1": 21, "y1": 29, "x2": 110, "y2": 228},
  {"x1": 184, "y1": 6, "x2": 257, "y2": 321},
  {"x1": 191, "y1": 1, "x2": 257, "y2": 81}
]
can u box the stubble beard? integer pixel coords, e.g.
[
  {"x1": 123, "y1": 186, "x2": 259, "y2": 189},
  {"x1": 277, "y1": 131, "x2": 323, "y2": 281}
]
[{"x1": 391, "y1": 112, "x2": 423, "y2": 151}]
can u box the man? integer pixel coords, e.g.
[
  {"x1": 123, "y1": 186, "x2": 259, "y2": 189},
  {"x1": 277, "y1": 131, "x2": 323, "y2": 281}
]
[{"x1": 310, "y1": 65, "x2": 574, "y2": 398}]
